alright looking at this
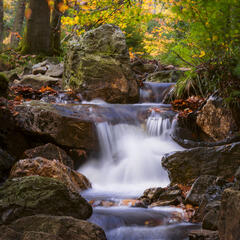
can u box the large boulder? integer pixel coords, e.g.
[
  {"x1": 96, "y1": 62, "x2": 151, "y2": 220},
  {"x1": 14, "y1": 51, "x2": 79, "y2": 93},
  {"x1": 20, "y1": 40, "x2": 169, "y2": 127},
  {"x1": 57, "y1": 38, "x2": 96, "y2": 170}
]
[
  {"x1": 196, "y1": 97, "x2": 239, "y2": 141},
  {"x1": 63, "y1": 24, "x2": 139, "y2": 103},
  {"x1": 162, "y1": 142, "x2": 240, "y2": 184},
  {"x1": 23, "y1": 143, "x2": 74, "y2": 168},
  {"x1": 14, "y1": 101, "x2": 98, "y2": 151},
  {"x1": 0, "y1": 176, "x2": 92, "y2": 224},
  {"x1": 0, "y1": 215, "x2": 106, "y2": 240},
  {"x1": 9, "y1": 157, "x2": 91, "y2": 192},
  {"x1": 218, "y1": 188, "x2": 240, "y2": 240}
]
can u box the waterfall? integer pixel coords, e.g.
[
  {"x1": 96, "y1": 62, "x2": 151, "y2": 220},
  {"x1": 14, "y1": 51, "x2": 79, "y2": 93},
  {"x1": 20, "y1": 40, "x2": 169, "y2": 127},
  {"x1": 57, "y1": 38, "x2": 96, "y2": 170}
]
[
  {"x1": 80, "y1": 109, "x2": 182, "y2": 195},
  {"x1": 146, "y1": 110, "x2": 172, "y2": 138}
]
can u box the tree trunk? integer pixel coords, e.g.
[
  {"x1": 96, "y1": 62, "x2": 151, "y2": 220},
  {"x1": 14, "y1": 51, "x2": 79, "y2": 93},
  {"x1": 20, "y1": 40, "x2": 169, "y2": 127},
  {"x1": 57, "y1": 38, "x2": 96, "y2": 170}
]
[
  {"x1": 23, "y1": 0, "x2": 51, "y2": 54},
  {"x1": 51, "y1": 0, "x2": 63, "y2": 54},
  {"x1": 11, "y1": 0, "x2": 26, "y2": 48},
  {"x1": 0, "y1": 0, "x2": 4, "y2": 51}
]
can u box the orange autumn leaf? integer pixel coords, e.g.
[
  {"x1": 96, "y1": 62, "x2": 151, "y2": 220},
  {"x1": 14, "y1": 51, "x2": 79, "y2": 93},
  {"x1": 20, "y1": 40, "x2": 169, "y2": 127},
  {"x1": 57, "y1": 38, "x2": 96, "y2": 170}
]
[
  {"x1": 14, "y1": 95, "x2": 23, "y2": 101},
  {"x1": 39, "y1": 86, "x2": 56, "y2": 93}
]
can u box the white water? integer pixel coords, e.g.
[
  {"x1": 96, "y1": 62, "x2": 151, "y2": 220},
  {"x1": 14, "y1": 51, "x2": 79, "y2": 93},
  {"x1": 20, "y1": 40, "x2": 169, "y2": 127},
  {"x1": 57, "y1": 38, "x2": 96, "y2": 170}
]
[
  {"x1": 77, "y1": 101, "x2": 199, "y2": 240},
  {"x1": 79, "y1": 110, "x2": 182, "y2": 197}
]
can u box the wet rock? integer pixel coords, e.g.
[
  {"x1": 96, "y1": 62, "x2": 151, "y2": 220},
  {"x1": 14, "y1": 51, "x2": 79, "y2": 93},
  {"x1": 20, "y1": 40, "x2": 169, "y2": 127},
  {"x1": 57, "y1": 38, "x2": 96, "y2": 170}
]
[
  {"x1": 140, "y1": 187, "x2": 165, "y2": 203},
  {"x1": 9, "y1": 157, "x2": 91, "y2": 192},
  {"x1": 0, "y1": 215, "x2": 106, "y2": 240},
  {"x1": 196, "y1": 97, "x2": 239, "y2": 141},
  {"x1": 186, "y1": 176, "x2": 217, "y2": 206},
  {"x1": 150, "y1": 199, "x2": 179, "y2": 207},
  {"x1": 18, "y1": 74, "x2": 61, "y2": 90},
  {"x1": 23, "y1": 143, "x2": 74, "y2": 168},
  {"x1": 0, "y1": 149, "x2": 16, "y2": 183},
  {"x1": 0, "y1": 176, "x2": 92, "y2": 224},
  {"x1": 139, "y1": 185, "x2": 182, "y2": 207},
  {"x1": 219, "y1": 188, "x2": 240, "y2": 240},
  {"x1": 14, "y1": 101, "x2": 98, "y2": 151},
  {"x1": 189, "y1": 230, "x2": 219, "y2": 240},
  {"x1": 162, "y1": 142, "x2": 240, "y2": 185},
  {"x1": 64, "y1": 24, "x2": 139, "y2": 103}
]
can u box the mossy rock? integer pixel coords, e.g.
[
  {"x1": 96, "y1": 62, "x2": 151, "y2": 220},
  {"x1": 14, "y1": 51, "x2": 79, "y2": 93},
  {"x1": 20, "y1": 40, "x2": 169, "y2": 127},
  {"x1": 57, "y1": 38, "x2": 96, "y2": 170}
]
[
  {"x1": 0, "y1": 176, "x2": 92, "y2": 224},
  {"x1": 0, "y1": 215, "x2": 107, "y2": 240},
  {"x1": 63, "y1": 24, "x2": 139, "y2": 103}
]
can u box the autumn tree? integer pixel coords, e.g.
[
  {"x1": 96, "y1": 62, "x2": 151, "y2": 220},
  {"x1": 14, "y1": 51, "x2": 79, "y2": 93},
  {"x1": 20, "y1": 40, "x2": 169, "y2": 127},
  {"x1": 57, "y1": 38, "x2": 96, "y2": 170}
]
[
  {"x1": 0, "y1": 0, "x2": 3, "y2": 51},
  {"x1": 22, "y1": 0, "x2": 51, "y2": 54},
  {"x1": 11, "y1": 0, "x2": 26, "y2": 48}
]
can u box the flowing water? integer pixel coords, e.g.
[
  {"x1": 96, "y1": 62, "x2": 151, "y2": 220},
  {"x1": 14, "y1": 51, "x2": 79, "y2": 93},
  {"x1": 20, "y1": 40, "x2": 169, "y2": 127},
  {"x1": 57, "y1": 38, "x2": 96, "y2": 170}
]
[{"x1": 75, "y1": 82, "x2": 199, "y2": 240}]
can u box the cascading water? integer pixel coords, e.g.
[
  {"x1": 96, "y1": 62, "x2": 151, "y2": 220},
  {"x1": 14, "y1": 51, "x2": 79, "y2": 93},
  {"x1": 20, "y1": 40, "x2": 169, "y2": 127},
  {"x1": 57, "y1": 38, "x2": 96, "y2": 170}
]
[{"x1": 77, "y1": 83, "x2": 199, "y2": 240}]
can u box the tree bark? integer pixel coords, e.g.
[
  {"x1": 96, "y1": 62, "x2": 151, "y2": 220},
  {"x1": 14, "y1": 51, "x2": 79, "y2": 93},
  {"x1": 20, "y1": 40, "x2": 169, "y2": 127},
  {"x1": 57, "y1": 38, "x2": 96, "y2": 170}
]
[
  {"x1": 0, "y1": 0, "x2": 4, "y2": 51},
  {"x1": 51, "y1": 0, "x2": 63, "y2": 54},
  {"x1": 11, "y1": 0, "x2": 26, "y2": 48},
  {"x1": 23, "y1": 0, "x2": 51, "y2": 54}
]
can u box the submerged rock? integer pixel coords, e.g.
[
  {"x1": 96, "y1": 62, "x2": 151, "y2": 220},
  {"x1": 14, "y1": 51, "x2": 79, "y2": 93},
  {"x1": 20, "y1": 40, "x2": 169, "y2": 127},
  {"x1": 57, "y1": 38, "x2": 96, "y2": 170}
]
[
  {"x1": 219, "y1": 188, "x2": 240, "y2": 240},
  {"x1": 0, "y1": 215, "x2": 106, "y2": 240},
  {"x1": 0, "y1": 176, "x2": 92, "y2": 224},
  {"x1": 162, "y1": 142, "x2": 240, "y2": 184},
  {"x1": 23, "y1": 143, "x2": 74, "y2": 168},
  {"x1": 63, "y1": 24, "x2": 139, "y2": 103},
  {"x1": 9, "y1": 157, "x2": 91, "y2": 192}
]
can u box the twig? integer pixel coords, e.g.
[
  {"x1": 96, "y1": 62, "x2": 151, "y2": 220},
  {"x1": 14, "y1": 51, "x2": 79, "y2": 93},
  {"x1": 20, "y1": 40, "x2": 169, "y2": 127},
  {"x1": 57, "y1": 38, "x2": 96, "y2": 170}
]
[{"x1": 171, "y1": 50, "x2": 195, "y2": 67}]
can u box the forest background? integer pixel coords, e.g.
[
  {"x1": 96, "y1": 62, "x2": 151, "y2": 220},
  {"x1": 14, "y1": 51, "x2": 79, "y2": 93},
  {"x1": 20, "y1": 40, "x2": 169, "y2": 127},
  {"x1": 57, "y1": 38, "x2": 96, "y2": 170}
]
[{"x1": 0, "y1": 0, "x2": 239, "y2": 105}]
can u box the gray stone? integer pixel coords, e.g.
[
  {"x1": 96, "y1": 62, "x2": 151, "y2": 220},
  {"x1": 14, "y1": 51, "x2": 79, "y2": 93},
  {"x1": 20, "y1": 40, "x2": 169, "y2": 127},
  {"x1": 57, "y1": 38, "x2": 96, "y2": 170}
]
[
  {"x1": 32, "y1": 67, "x2": 47, "y2": 75},
  {"x1": 19, "y1": 74, "x2": 60, "y2": 90}
]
